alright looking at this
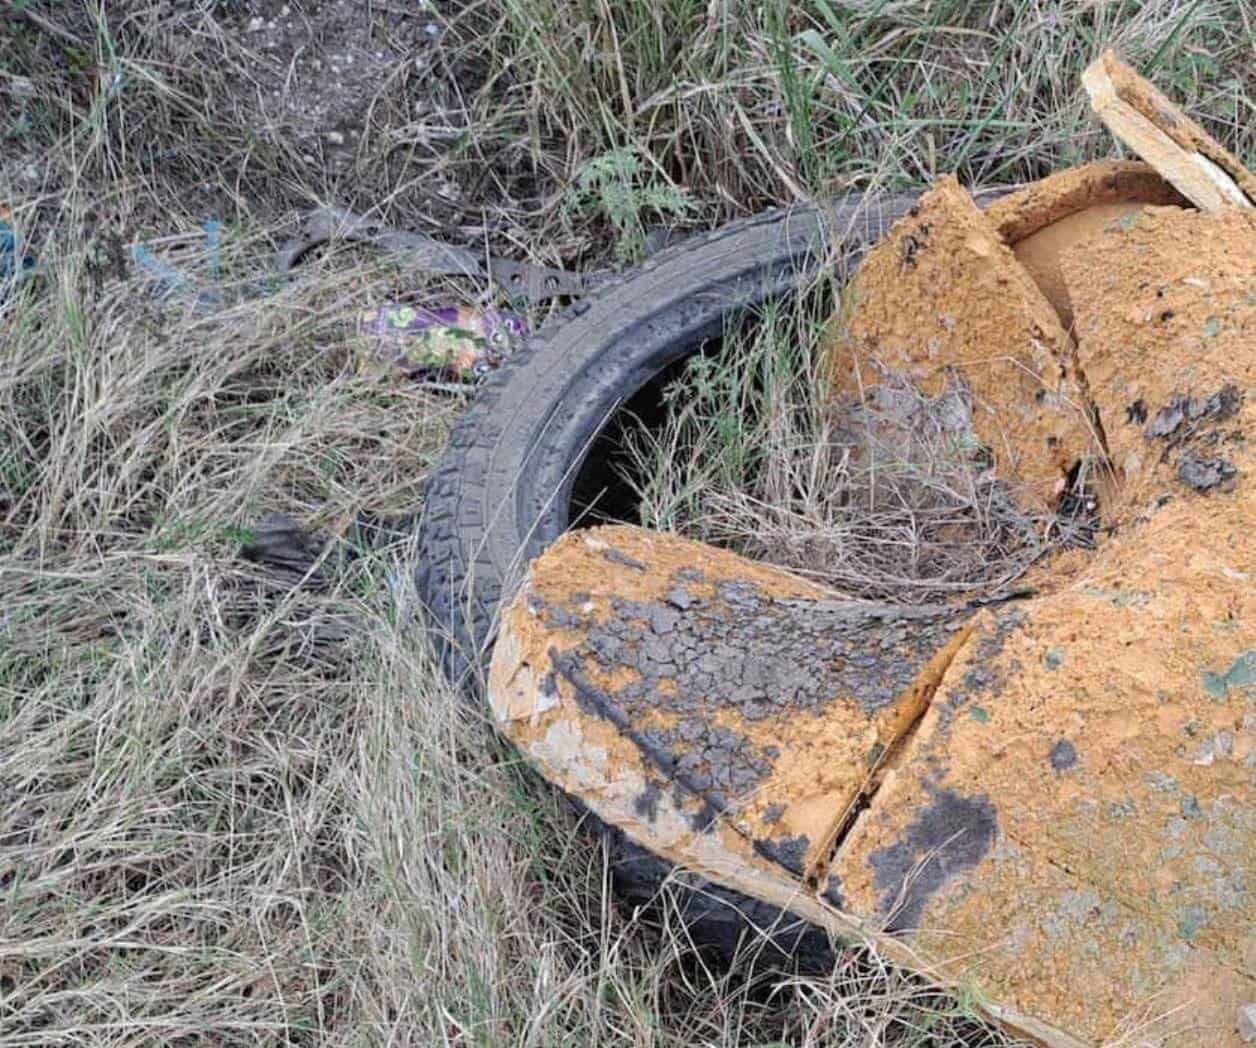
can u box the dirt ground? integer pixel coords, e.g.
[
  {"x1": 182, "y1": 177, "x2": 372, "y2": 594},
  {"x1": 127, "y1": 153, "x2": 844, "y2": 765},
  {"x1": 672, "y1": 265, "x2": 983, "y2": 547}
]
[
  {"x1": 226, "y1": 0, "x2": 441, "y2": 171},
  {"x1": 5, "y1": 1, "x2": 556, "y2": 264},
  {"x1": 208, "y1": 0, "x2": 491, "y2": 227}
]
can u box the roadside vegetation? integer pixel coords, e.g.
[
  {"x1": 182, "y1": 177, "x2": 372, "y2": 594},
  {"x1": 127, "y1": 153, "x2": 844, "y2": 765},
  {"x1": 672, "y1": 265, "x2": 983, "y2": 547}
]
[{"x1": 1, "y1": 2, "x2": 1251, "y2": 1043}]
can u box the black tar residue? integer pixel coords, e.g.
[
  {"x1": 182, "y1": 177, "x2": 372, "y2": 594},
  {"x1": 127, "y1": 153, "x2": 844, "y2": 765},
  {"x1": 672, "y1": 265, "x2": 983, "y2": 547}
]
[
  {"x1": 1049, "y1": 738, "x2": 1078, "y2": 772},
  {"x1": 543, "y1": 573, "x2": 967, "y2": 797},
  {"x1": 869, "y1": 788, "x2": 997, "y2": 934},
  {"x1": 1177, "y1": 452, "x2": 1237, "y2": 491},
  {"x1": 821, "y1": 878, "x2": 846, "y2": 910},
  {"x1": 633, "y1": 778, "x2": 663, "y2": 821},
  {"x1": 540, "y1": 562, "x2": 969, "y2": 870},
  {"x1": 752, "y1": 834, "x2": 810, "y2": 877},
  {"x1": 1141, "y1": 385, "x2": 1243, "y2": 492}
]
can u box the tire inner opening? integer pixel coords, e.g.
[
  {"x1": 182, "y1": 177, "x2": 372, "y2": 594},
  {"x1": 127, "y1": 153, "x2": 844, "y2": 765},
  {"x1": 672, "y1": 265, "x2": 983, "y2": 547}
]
[{"x1": 567, "y1": 344, "x2": 718, "y2": 530}]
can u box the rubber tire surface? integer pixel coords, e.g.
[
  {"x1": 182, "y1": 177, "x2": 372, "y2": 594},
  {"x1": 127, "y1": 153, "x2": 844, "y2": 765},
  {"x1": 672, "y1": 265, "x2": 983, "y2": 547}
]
[{"x1": 417, "y1": 194, "x2": 915, "y2": 967}]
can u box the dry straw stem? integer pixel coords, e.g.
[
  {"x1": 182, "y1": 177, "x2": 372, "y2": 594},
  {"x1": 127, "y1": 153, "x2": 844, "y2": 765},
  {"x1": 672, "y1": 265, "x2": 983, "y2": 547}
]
[{"x1": 630, "y1": 314, "x2": 1059, "y2": 605}]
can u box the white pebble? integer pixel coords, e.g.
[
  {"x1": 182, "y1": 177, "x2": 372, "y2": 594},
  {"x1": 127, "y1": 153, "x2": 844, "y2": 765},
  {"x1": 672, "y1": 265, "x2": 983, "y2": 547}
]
[{"x1": 1239, "y1": 1003, "x2": 1256, "y2": 1043}]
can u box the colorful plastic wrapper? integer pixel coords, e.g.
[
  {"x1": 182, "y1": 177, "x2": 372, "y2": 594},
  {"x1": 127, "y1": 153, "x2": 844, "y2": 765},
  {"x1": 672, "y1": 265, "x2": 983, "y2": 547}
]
[{"x1": 355, "y1": 303, "x2": 527, "y2": 382}]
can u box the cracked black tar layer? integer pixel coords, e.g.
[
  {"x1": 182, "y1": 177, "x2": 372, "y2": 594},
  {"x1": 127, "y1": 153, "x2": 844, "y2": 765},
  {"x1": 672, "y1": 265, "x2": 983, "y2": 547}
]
[
  {"x1": 868, "y1": 788, "x2": 997, "y2": 935},
  {"x1": 531, "y1": 562, "x2": 971, "y2": 876}
]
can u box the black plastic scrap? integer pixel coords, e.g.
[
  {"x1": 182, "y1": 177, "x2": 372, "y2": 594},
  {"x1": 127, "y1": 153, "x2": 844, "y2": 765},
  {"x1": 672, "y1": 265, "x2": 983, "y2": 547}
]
[{"x1": 276, "y1": 207, "x2": 589, "y2": 304}]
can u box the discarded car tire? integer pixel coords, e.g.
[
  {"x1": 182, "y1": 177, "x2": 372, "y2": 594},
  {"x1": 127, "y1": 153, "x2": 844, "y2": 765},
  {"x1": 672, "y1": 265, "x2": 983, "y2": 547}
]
[
  {"x1": 416, "y1": 195, "x2": 917, "y2": 966},
  {"x1": 417, "y1": 196, "x2": 919, "y2": 685},
  {"x1": 415, "y1": 164, "x2": 1191, "y2": 969}
]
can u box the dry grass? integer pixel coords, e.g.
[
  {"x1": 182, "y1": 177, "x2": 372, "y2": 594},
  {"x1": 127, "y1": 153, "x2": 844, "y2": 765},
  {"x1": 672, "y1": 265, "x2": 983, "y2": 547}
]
[
  {"x1": 1, "y1": 1, "x2": 1252, "y2": 1044},
  {"x1": 627, "y1": 303, "x2": 1063, "y2": 603},
  {"x1": 0, "y1": 249, "x2": 1022, "y2": 1043}
]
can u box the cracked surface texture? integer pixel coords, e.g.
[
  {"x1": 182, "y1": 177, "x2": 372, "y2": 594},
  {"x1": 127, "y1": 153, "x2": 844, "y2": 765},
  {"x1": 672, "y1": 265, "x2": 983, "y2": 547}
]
[
  {"x1": 494, "y1": 525, "x2": 973, "y2": 880},
  {"x1": 831, "y1": 497, "x2": 1255, "y2": 1043}
]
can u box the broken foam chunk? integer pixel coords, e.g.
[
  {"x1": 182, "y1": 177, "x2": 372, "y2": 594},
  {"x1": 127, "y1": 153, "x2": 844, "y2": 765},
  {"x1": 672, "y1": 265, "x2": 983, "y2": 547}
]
[
  {"x1": 489, "y1": 525, "x2": 976, "y2": 884},
  {"x1": 829, "y1": 498, "x2": 1255, "y2": 1046},
  {"x1": 1059, "y1": 205, "x2": 1256, "y2": 519},
  {"x1": 823, "y1": 176, "x2": 1097, "y2": 510}
]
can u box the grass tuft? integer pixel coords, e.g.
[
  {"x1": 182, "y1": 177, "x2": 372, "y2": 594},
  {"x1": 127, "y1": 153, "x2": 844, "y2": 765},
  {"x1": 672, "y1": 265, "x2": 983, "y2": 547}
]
[{"x1": 627, "y1": 295, "x2": 1057, "y2": 602}]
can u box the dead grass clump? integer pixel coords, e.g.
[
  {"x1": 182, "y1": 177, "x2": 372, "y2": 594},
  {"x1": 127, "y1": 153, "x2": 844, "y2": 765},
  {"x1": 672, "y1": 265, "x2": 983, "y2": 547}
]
[{"x1": 629, "y1": 300, "x2": 1059, "y2": 603}]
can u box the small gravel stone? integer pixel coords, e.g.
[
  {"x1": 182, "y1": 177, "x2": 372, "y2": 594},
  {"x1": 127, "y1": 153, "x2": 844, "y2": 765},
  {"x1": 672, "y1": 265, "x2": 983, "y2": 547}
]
[
  {"x1": 665, "y1": 586, "x2": 695, "y2": 610},
  {"x1": 1239, "y1": 1003, "x2": 1256, "y2": 1042},
  {"x1": 1049, "y1": 739, "x2": 1077, "y2": 772}
]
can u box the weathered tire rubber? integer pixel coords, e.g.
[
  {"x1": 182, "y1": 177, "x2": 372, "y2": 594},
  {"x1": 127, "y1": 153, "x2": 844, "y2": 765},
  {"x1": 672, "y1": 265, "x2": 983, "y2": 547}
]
[{"x1": 416, "y1": 194, "x2": 916, "y2": 967}]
